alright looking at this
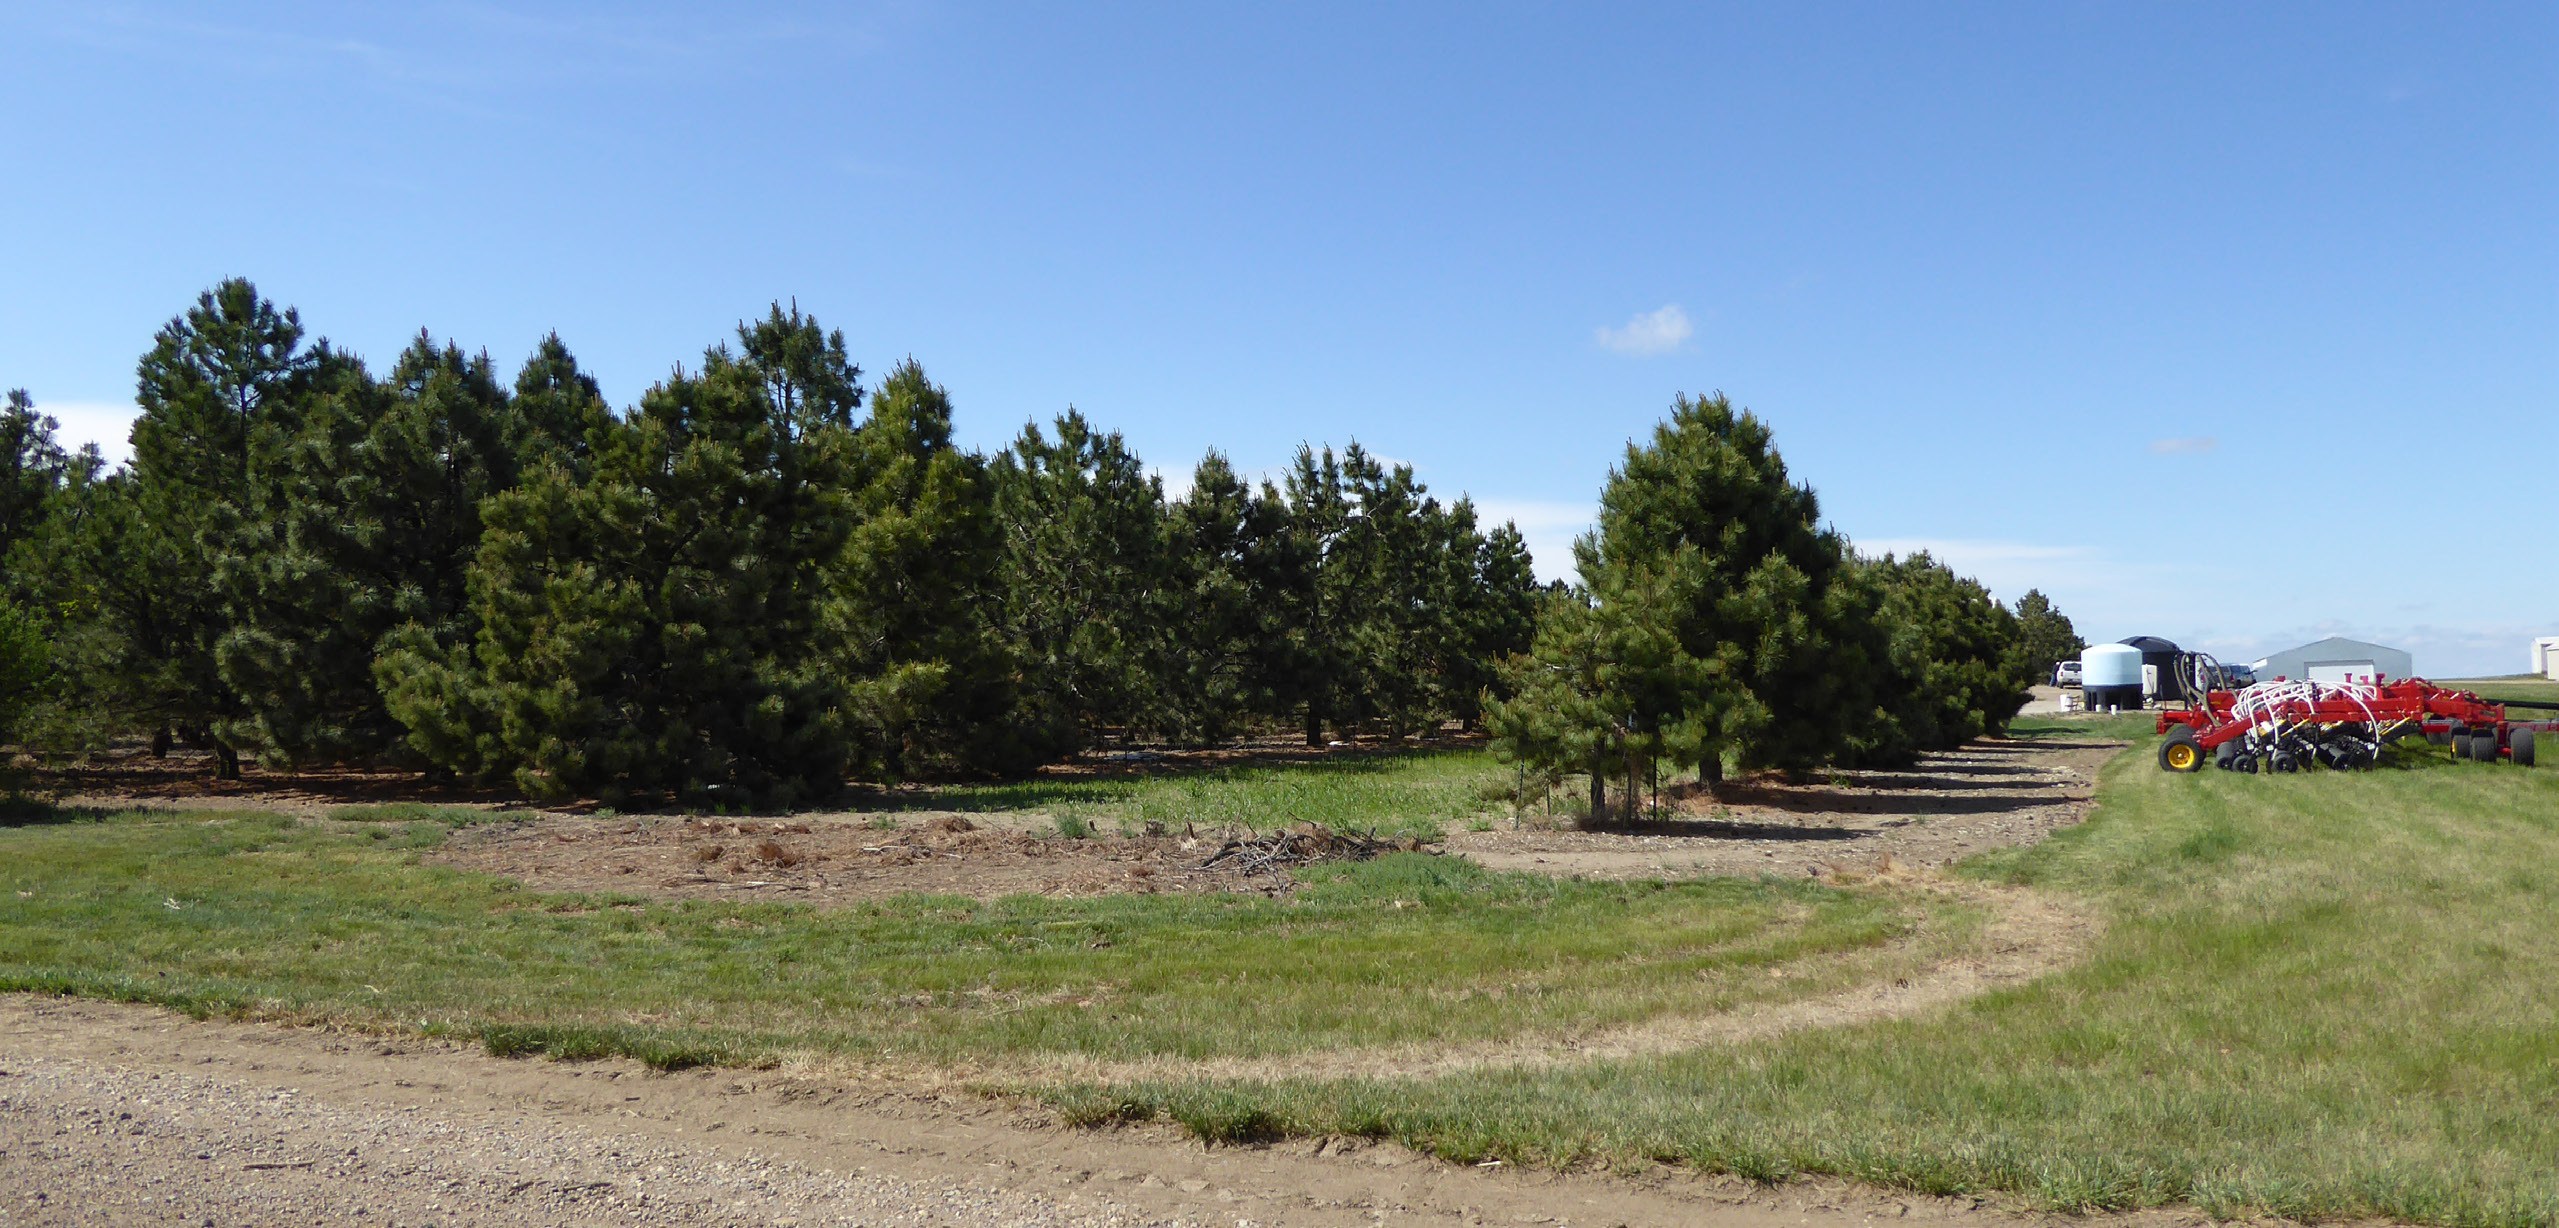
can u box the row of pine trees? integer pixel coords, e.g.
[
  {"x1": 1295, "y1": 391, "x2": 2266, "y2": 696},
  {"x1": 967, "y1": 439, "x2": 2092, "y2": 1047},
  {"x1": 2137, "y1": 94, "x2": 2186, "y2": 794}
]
[
  {"x1": 0, "y1": 281, "x2": 1538, "y2": 804},
  {"x1": 1484, "y1": 394, "x2": 2082, "y2": 818},
  {"x1": 0, "y1": 281, "x2": 2084, "y2": 813}
]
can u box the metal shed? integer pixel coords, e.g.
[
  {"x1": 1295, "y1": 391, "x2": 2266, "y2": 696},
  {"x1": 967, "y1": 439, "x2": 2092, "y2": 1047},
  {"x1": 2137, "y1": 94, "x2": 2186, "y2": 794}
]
[{"x1": 2251, "y1": 636, "x2": 2413, "y2": 685}]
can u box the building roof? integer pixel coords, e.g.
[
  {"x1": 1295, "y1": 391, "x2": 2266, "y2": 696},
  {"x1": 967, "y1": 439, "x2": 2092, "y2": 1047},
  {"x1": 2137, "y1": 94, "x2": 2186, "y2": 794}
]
[{"x1": 2266, "y1": 635, "x2": 2407, "y2": 660}]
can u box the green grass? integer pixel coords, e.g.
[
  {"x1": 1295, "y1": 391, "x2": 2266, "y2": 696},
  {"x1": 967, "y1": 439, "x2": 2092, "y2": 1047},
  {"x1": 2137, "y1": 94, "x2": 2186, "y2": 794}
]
[
  {"x1": 915, "y1": 749, "x2": 1508, "y2": 840},
  {"x1": 13, "y1": 735, "x2": 2559, "y2": 1224},
  {"x1": 0, "y1": 802, "x2": 1935, "y2": 1071},
  {"x1": 1045, "y1": 736, "x2": 2559, "y2": 1224},
  {"x1": 2437, "y1": 676, "x2": 2559, "y2": 708}
]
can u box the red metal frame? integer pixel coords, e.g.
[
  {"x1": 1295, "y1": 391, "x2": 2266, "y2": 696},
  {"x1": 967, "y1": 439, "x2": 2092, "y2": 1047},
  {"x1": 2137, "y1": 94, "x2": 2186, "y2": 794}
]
[{"x1": 2156, "y1": 678, "x2": 2555, "y2": 761}]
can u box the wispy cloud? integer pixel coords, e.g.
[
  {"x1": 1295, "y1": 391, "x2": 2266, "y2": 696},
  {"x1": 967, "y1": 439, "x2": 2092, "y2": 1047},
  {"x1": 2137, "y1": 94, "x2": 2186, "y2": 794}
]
[
  {"x1": 2149, "y1": 437, "x2": 2219, "y2": 456},
  {"x1": 1595, "y1": 304, "x2": 1692, "y2": 356}
]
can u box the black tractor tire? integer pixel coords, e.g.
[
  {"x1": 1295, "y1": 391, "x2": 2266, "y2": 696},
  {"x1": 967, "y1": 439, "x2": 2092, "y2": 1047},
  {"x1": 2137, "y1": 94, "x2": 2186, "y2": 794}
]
[
  {"x1": 2452, "y1": 732, "x2": 2473, "y2": 761},
  {"x1": 2468, "y1": 731, "x2": 2500, "y2": 763},
  {"x1": 2159, "y1": 727, "x2": 2204, "y2": 773},
  {"x1": 2215, "y1": 742, "x2": 2240, "y2": 770},
  {"x1": 2513, "y1": 729, "x2": 2536, "y2": 768}
]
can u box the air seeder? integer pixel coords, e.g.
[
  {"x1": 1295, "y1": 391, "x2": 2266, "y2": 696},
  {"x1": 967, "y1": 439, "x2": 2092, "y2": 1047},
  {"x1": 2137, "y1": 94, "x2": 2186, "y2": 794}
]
[{"x1": 2153, "y1": 670, "x2": 2558, "y2": 774}]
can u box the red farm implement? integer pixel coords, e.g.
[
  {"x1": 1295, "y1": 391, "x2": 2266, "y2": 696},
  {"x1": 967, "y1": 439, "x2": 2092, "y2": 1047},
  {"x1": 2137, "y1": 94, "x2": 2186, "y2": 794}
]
[{"x1": 2153, "y1": 677, "x2": 2558, "y2": 774}]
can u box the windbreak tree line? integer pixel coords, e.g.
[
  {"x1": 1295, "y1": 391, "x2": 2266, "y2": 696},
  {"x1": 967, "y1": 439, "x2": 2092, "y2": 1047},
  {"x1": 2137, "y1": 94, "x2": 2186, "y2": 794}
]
[
  {"x1": 1, "y1": 282, "x2": 1539, "y2": 805},
  {"x1": 1485, "y1": 393, "x2": 2050, "y2": 821}
]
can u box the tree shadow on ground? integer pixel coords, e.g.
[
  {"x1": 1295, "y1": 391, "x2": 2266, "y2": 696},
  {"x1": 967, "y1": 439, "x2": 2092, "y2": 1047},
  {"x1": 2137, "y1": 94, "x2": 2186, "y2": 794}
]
[{"x1": 0, "y1": 797, "x2": 143, "y2": 828}]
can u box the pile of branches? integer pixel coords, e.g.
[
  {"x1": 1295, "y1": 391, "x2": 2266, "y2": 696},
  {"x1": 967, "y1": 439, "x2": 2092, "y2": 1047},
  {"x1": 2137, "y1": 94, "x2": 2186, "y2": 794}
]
[{"x1": 1196, "y1": 823, "x2": 1420, "y2": 875}]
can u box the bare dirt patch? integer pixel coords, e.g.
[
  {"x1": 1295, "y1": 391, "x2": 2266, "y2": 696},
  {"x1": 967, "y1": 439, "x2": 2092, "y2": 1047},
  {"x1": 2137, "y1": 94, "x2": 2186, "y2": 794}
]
[
  {"x1": 1449, "y1": 735, "x2": 2122, "y2": 885},
  {"x1": 429, "y1": 813, "x2": 1390, "y2": 905}
]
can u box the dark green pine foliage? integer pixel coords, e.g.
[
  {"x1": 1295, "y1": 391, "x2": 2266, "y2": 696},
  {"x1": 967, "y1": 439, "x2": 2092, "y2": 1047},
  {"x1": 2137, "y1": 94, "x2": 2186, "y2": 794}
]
[
  {"x1": 0, "y1": 390, "x2": 72, "y2": 561},
  {"x1": 1429, "y1": 502, "x2": 1539, "y2": 729},
  {"x1": 1158, "y1": 452, "x2": 1313, "y2": 744},
  {"x1": 1850, "y1": 551, "x2": 2035, "y2": 765},
  {"x1": 1279, "y1": 443, "x2": 1539, "y2": 744},
  {"x1": 2009, "y1": 588, "x2": 2085, "y2": 683},
  {"x1": 0, "y1": 391, "x2": 73, "y2": 743},
  {"x1": 823, "y1": 359, "x2": 1050, "y2": 779},
  {"x1": 6, "y1": 425, "x2": 138, "y2": 753},
  {"x1": 1282, "y1": 445, "x2": 1354, "y2": 743},
  {"x1": 1487, "y1": 539, "x2": 1731, "y2": 821},
  {"x1": 213, "y1": 334, "x2": 533, "y2": 763},
  {"x1": 508, "y1": 333, "x2": 615, "y2": 478},
  {"x1": 122, "y1": 280, "x2": 326, "y2": 777},
  {"x1": 384, "y1": 309, "x2": 858, "y2": 806},
  {"x1": 1581, "y1": 392, "x2": 1882, "y2": 773},
  {"x1": 990, "y1": 409, "x2": 1173, "y2": 747}
]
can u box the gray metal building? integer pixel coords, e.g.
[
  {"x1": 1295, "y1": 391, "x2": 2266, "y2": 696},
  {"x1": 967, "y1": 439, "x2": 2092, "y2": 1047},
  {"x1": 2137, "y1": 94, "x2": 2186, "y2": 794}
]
[{"x1": 2250, "y1": 636, "x2": 2414, "y2": 685}]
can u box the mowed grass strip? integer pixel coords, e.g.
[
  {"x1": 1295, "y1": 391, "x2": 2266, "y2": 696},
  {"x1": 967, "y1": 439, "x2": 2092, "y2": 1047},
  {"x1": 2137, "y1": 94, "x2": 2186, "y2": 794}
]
[
  {"x1": 0, "y1": 799, "x2": 1936, "y2": 1070},
  {"x1": 1049, "y1": 735, "x2": 2559, "y2": 1226},
  {"x1": 919, "y1": 748, "x2": 1506, "y2": 839}
]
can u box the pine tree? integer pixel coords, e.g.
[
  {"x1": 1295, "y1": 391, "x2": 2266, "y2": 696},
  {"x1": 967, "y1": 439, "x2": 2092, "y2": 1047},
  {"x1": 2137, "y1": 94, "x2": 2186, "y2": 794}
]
[
  {"x1": 2010, "y1": 589, "x2": 2085, "y2": 683},
  {"x1": 0, "y1": 390, "x2": 70, "y2": 561},
  {"x1": 383, "y1": 318, "x2": 858, "y2": 805},
  {"x1": 1160, "y1": 451, "x2": 1311, "y2": 743},
  {"x1": 218, "y1": 334, "x2": 526, "y2": 763},
  {"x1": 990, "y1": 410, "x2": 1172, "y2": 746},
  {"x1": 1583, "y1": 392, "x2": 1880, "y2": 773},
  {"x1": 1853, "y1": 551, "x2": 2034, "y2": 763},
  {"x1": 822, "y1": 359, "x2": 1048, "y2": 778},
  {"x1": 123, "y1": 279, "x2": 327, "y2": 777},
  {"x1": 1428, "y1": 501, "x2": 1538, "y2": 730},
  {"x1": 509, "y1": 334, "x2": 615, "y2": 478}
]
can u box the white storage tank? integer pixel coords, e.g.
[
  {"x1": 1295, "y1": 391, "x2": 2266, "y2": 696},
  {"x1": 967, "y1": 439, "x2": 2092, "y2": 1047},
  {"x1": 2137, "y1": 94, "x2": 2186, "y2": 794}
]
[{"x1": 2081, "y1": 643, "x2": 2145, "y2": 712}]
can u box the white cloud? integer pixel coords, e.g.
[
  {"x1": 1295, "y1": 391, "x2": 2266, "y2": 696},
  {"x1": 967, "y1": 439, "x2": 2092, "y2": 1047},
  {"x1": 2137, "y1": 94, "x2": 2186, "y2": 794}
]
[
  {"x1": 2149, "y1": 437, "x2": 2219, "y2": 456},
  {"x1": 30, "y1": 401, "x2": 139, "y2": 470},
  {"x1": 1595, "y1": 304, "x2": 1692, "y2": 356}
]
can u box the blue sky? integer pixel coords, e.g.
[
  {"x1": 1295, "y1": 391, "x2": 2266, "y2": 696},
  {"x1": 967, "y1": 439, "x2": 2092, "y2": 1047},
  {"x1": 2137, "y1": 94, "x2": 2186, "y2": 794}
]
[{"x1": 3, "y1": 2, "x2": 2552, "y2": 675}]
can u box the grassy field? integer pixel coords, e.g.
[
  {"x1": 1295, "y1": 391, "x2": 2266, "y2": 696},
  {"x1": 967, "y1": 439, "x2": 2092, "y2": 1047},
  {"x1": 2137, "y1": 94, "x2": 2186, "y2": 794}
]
[
  {"x1": 2437, "y1": 675, "x2": 2559, "y2": 707},
  {"x1": 8, "y1": 731, "x2": 2559, "y2": 1225},
  {"x1": 1045, "y1": 733, "x2": 2559, "y2": 1224},
  {"x1": 912, "y1": 748, "x2": 1509, "y2": 840},
  {"x1": 0, "y1": 798, "x2": 1952, "y2": 1071}
]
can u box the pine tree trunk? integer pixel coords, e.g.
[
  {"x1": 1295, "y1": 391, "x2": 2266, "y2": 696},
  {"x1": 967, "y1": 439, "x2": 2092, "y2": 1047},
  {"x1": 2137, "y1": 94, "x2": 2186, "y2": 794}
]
[
  {"x1": 1700, "y1": 752, "x2": 1723, "y2": 797},
  {"x1": 1624, "y1": 753, "x2": 1637, "y2": 824},
  {"x1": 151, "y1": 726, "x2": 172, "y2": 759},
  {"x1": 214, "y1": 744, "x2": 241, "y2": 781},
  {"x1": 1304, "y1": 704, "x2": 1324, "y2": 747},
  {"x1": 1587, "y1": 765, "x2": 1605, "y2": 829}
]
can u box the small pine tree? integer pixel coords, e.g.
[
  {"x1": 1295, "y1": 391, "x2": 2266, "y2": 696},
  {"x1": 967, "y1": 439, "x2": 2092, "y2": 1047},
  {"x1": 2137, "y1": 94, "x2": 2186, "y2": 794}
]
[
  {"x1": 1584, "y1": 392, "x2": 1879, "y2": 773},
  {"x1": 2010, "y1": 589, "x2": 2086, "y2": 683}
]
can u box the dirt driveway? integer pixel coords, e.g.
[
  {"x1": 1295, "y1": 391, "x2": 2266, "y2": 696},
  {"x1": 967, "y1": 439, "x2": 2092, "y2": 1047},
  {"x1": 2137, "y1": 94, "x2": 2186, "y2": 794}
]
[{"x1": 3, "y1": 993, "x2": 2208, "y2": 1228}]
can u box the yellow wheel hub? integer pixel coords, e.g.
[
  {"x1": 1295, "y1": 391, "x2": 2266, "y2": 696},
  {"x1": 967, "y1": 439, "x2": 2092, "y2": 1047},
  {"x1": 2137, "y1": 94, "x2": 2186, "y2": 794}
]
[{"x1": 2166, "y1": 742, "x2": 2199, "y2": 770}]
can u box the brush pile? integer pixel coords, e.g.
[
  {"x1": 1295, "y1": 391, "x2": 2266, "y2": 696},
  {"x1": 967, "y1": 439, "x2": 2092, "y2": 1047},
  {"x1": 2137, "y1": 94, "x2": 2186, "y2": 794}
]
[{"x1": 1195, "y1": 823, "x2": 1419, "y2": 875}]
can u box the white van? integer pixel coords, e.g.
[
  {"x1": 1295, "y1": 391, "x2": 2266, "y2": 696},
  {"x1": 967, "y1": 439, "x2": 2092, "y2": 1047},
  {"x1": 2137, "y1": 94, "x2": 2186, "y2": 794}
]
[{"x1": 2054, "y1": 661, "x2": 2083, "y2": 687}]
